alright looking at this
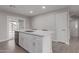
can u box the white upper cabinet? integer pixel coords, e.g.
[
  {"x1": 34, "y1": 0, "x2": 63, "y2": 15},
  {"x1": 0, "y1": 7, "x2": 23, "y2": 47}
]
[
  {"x1": 56, "y1": 12, "x2": 68, "y2": 29},
  {"x1": 55, "y1": 11, "x2": 70, "y2": 44},
  {"x1": 32, "y1": 13, "x2": 56, "y2": 31}
]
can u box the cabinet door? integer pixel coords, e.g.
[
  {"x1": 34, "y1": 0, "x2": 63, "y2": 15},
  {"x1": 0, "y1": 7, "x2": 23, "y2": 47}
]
[
  {"x1": 23, "y1": 34, "x2": 29, "y2": 51},
  {"x1": 33, "y1": 36, "x2": 42, "y2": 53},
  {"x1": 19, "y1": 33, "x2": 24, "y2": 47},
  {"x1": 56, "y1": 11, "x2": 70, "y2": 44},
  {"x1": 23, "y1": 34, "x2": 34, "y2": 52}
]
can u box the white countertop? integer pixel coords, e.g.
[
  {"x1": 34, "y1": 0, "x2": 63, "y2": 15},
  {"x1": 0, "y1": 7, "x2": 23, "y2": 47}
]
[{"x1": 19, "y1": 30, "x2": 55, "y2": 37}]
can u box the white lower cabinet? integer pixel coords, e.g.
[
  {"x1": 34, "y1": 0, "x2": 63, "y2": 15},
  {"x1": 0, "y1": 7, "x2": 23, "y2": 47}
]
[
  {"x1": 23, "y1": 35, "x2": 31, "y2": 52},
  {"x1": 19, "y1": 33, "x2": 24, "y2": 47},
  {"x1": 23, "y1": 34, "x2": 34, "y2": 52},
  {"x1": 33, "y1": 36, "x2": 42, "y2": 53},
  {"x1": 19, "y1": 32, "x2": 43, "y2": 53}
]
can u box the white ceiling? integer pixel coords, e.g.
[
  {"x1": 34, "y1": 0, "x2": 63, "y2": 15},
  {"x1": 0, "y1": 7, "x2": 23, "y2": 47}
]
[{"x1": 0, "y1": 5, "x2": 79, "y2": 17}]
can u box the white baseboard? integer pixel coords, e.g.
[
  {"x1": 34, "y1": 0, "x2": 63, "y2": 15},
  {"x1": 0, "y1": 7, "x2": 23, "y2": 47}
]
[{"x1": 0, "y1": 39, "x2": 11, "y2": 43}]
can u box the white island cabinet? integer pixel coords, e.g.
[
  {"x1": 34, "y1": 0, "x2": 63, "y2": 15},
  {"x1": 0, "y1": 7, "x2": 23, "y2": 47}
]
[{"x1": 19, "y1": 31, "x2": 53, "y2": 53}]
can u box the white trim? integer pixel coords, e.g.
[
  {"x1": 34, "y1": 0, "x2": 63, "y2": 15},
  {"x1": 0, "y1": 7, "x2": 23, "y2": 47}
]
[{"x1": 0, "y1": 39, "x2": 10, "y2": 43}]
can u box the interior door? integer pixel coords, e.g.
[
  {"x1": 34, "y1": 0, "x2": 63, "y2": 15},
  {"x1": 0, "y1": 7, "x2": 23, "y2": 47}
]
[{"x1": 56, "y1": 11, "x2": 70, "y2": 44}]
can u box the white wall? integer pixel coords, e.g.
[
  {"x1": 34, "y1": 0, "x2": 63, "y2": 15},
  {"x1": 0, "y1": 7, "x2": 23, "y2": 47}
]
[
  {"x1": 0, "y1": 12, "x2": 8, "y2": 42},
  {"x1": 25, "y1": 17, "x2": 32, "y2": 30},
  {"x1": 0, "y1": 11, "x2": 30, "y2": 42}
]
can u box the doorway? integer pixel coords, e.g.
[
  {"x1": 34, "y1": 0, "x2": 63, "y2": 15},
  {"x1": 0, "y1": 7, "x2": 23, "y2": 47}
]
[
  {"x1": 70, "y1": 16, "x2": 79, "y2": 38},
  {"x1": 7, "y1": 16, "x2": 18, "y2": 40},
  {"x1": 8, "y1": 21, "x2": 17, "y2": 39},
  {"x1": 7, "y1": 16, "x2": 25, "y2": 40}
]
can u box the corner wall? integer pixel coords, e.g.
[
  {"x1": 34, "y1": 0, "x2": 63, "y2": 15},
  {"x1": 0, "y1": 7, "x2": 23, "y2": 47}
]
[{"x1": 0, "y1": 11, "x2": 30, "y2": 42}]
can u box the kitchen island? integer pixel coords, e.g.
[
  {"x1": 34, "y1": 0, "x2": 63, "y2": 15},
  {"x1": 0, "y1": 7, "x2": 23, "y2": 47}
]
[{"x1": 16, "y1": 30, "x2": 54, "y2": 53}]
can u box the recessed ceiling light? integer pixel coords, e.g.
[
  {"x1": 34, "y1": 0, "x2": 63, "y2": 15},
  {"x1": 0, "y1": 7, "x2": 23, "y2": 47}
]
[
  {"x1": 42, "y1": 6, "x2": 46, "y2": 9},
  {"x1": 29, "y1": 11, "x2": 33, "y2": 13}
]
